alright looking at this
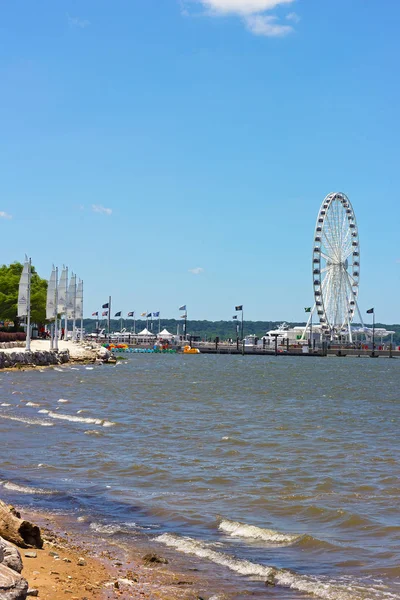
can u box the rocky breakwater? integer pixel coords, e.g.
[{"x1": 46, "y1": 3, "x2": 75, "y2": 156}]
[{"x1": 0, "y1": 350, "x2": 70, "y2": 370}]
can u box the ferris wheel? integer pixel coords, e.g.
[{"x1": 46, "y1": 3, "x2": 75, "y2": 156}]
[{"x1": 310, "y1": 192, "x2": 363, "y2": 340}]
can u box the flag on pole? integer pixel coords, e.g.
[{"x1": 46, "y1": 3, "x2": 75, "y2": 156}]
[
  {"x1": 146, "y1": 313, "x2": 152, "y2": 318},
  {"x1": 235, "y1": 305, "x2": 243, "y2": 311},
  {"x1": 92, "y1": 311, "x2": 98, "y2": 316},
  {"x1": 180, "y1": 314, "x2": 187, "y2": 319},
  {"x1": 232, "y1": 315, "x2": 238, "y2": 320},
  {"x1": 179, "y1": 305, "x2": 186, "y2": 311},
  {"x1": 115, "y1": 311, "x2": 122, "y2": 317},
  {"x1": 153, "y1": 311, "x2": 160, "y2": 317},
  {"x1": 366, "y1": 308, "x2": 374, "y2": 314},
  {"x1": 102, "y1": 311, "x2": 108, "y2": 316},
  {"x1": 305, "y1": 307, "x2": 312, "y2": 312},
  {"x1": 140, "y1": 312, "x2": 147, "y2": 317},
  {"x1": 102, "y1": 302, "x2": 109, "y2": 309},
  {"x1": 127, "y1": 311, "x2": 134, "y2": 317}
]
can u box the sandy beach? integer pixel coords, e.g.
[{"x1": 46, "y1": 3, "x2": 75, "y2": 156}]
[{"x1": 3, "y1": 505, "x2": 211, "y2": 600}]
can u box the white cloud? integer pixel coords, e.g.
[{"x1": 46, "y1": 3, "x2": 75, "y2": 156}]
[
  {"x1": 0, "y1": 211, "x2": 12, "y2": 219},
  {"x1": 67, "y1": 14, "x2": 90, "y2": 28},
  {"x1": 188, "y1": 267, "x2": 204, "y2": 275},
  {"x1": 184, "y1": 0, "x2": 298, "y2": 37},
  {"x1": 245, "y1": 14, "x2": 293, "y2": 35},
  {"x1": 92, "y1": 204, "x2": 112, "y2": 216},
  {"x1": 286, "y1": 11, "x2": 300, "y2": 22},
  {"x1": 200, "y1": 0, "x2": 294, "y2": 15}
]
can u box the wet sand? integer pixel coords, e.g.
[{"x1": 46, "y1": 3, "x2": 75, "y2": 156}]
[{"x1": 13, "y1": 507, "x2": 215, "y2": 600}]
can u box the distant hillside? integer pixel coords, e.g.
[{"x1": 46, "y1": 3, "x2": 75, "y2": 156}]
[{"x1": 82, "y1": 318, "x2": 400, "y2": 345}]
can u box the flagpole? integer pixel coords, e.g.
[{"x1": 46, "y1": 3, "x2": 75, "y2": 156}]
[
  {"x1": 26, "y1": 258, "x2": 32, "y2": 352},
  {"x1": 185, "y1": 311, "x2": 187, "y2": 340},
  {"x1": 310, "y1": 311, "x2": 313, "y2": 351},
  {"x1": 80, "y1": 280, "x2": 84, "y2": 342},
  {"x1": 108, "y1": 296, "x2": 111, "y2": 336},
  {"x1": 134, "y1": 314, "x2": 136, "y2": 334},
  {"x1": 64, "y1": 266, "x2": 68, "y2": 341},
  {"x1": 54, "y1": 267, "x2": 59, "y2": 351},
  {"x1": 72, "y1": 276, "x2": 77, "y2": 342},
  {"x1": 159, "y1": 314, "x2": 161, "y2": 335},
  {"x1": 241, "y1": 307, "x2": 244, "y2": 341},
  {"x1": 372, "y1": 310, "x2": 375, "y2": 357}
]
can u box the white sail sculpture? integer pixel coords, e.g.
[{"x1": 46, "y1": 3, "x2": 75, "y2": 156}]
[
  {"x1": 18, "y1": 256, "x2": 32, "y2": 351},
  {"x1": 67, "y1": 272, "x2": 77, "y2": 340},
  {"x1": 76, "y1": 279, "x2": 83, "y2": 340},
  {"x1": 46, "y1": 265, "x2": 59, "y2": 350},
  {"x1": 58, "y1": 266, "x2": 68, "y2": 339}
]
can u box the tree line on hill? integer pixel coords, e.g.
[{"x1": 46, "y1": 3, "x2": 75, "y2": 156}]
[{"x1": 84, "y1": 318, "x2": 400, "y2": 345}]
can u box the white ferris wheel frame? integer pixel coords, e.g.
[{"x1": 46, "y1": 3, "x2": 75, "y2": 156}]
[{"x1": 304, "y1": 192, "x2": 365, "y2": 341}]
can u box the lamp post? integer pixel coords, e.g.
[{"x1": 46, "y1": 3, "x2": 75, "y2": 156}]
[{"x1": 366, "y1": 308, "x2": 375, "y2": 357}]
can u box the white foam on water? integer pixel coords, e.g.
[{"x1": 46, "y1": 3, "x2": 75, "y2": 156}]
[
  {"x1": 38, "y1": 409, "x2": 49, "y2": 414},
  {"x1": 89, "y1": 522, "x2": 125, "y2": 535},
  {"x1": 70, "y1": 368, "x2": 79, "y2": 371},
  {"x1": 53, "y1": 368, "x2": 64, "y2": 372},
  {"x1": 12, "y1": 391, "x2": 22, "y2": 395},
  {"x1": 26, "y1": 402, "x2": 40, "y2": 407},
  {"x1": 85, "y1": 430, "x2": 101, "y2": 435},
  {"x1": 85, "y1": 367, "x2": 94, "y2": 370},
  {"x1": 2, "y1": 481, "x2": 55, "y2": 495},
  {"x1": 0, "y1": 414, "x2": 53, "y2": 427},
  {"x1": 1, "y1": 403, "x2": 11, "y2": 406},
  {"x1": 218, "y1": 519, "x2": 302, "y2": 544},
  {"x1": 156, "y1": 533, "x2": 388, "y2": 600},
  {"x1": 47, "y1": 411, "x2": 116, "y2": 427},
  {"x1": 58, "y1": 399, "x2": 69, "y2": 403}
]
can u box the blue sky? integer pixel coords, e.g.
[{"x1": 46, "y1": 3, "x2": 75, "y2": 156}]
[{"x1": 0, "y1": 0, "x2": 399, "y2": 323}]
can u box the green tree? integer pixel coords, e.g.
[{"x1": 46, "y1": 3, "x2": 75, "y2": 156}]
[{"x1": 0, "y1": 262, "x2": 48, "y2": 329}]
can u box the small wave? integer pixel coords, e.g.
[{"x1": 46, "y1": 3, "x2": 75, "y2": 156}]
[
  {"x1": 38, "y1": 409, "x2": 49, "y2": 414},
  {"x1": 85, "y1": 367, "x2": 94, "y2": 370},
  {"x1": 26, "y1": 402, "x2": 40, "y2": 407},
  {"x1": 53, "y1": 367, "x2": 64, "y2": 372},
  {"x1": 156, "y1": 533, "x2": 387, "y2": 600},
  {"x1": 1, "y1": 403, "x2": 11, "y2": 406},
  {"x1": 90, "y1": 522, "x2": 125, "y2": 535},
  {"x1": 47, "y1": 411, "x2": 116, "y2": 427},
  {"x1": 89, "y1": 521, "x2": 138, "y2": 535},
  {"x1": 218, "y1": 519, "x2": 301, "y2": 544},
  {"x1": 58, "y1": 399, "x2": 69, "y2": 403},
  {"x1": 85, "y1": 430, "x2": 102, "y2": 436},
  {"x1": 2, "y1": 481, "x2": 55, "y2": 495},
  {"x1": 0, "y1": 414, "x2": 53, "y2": 427}
]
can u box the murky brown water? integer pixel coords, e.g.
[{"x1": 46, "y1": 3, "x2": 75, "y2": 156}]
[{"x1": 1, "y1": 355, "x2": 399, "y2": 599}]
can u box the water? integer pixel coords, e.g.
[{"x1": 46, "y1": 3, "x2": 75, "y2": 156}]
[{"x1": 0, "y1": 355, "x2": 399, "y2": 599}]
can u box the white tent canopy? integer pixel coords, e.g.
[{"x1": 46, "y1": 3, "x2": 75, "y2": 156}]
[
  {"x1": 137, "y1": 328, "x2": 155, "y2": 336},
  {"x1": 158, "y1": 328, "x2": 173, "y2": 338}
]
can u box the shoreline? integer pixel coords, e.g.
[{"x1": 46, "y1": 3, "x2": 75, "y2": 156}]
[{"x1": 4, "y1": 502, "x2": 220, "y2": 600}]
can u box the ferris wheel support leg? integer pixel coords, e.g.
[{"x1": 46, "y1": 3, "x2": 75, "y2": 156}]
[
  {"x1": 347, "y1": 315, "x2": 353, "y2": 343},
  {"x1": 300, "y1": 305, "x2": 316, "y2": 340}
]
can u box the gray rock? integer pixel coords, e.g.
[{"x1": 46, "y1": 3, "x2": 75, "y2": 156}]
[
  {"x1": 0, "y1": 539, "x2": 23, "y2": 573},
  {"x1": 27, "y1": 589, "x2": 39, "y2": 597},
  {"x1": 77, "y1": 557, "x2": 86, "y2": 566},
  {"x1": 0, "y1": 563, "x2": 29, "y2": 600},
  {"x1": 24, "y1": 552, "x2": 37, "y2": 559}
]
